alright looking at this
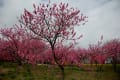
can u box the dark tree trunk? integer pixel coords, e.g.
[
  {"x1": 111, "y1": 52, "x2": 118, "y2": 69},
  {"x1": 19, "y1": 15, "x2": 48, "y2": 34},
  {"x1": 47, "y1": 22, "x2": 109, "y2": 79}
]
[
  {"x1": 58, "y1": 64, "x2": 65, "y2": 80},
  {"x1": 113, "y1": 59, "x2": 117, "y2": 72},
  {"x1": 16, "y1": 64, "x2": 22, "y2": 74},
  {"x1": 113, "y1": 63, "x2": 117, "y2": 72},
  {"x1": 51, "y1": 47, "x2": 65, "y2": 80},
  {"x1": 18, "y1": 60, "x2": 22, "y2": 66},
  {"x1": 112, "y1": 56, "x2": 117, "y2": 72}
]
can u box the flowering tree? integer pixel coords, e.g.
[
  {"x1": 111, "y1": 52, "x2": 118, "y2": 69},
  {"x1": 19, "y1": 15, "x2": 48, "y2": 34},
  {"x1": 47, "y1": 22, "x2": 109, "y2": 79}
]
[
  {"x1": 19, "y1": 39, "x2": 47, "y2": 65},
  {"x1": 88, "y1": 36, "x2": 104, "y2": 64},
  {"x1": 77, "y1": 48, "x2": 89, "y2": 64},
  {"x1": 54, "y1": 43, "x2": 80, "y2": 66},
  {"x1": 88, "y1": 36, "x2": 107, "y2": 71},
  {"x1": 0, "y1": 25, "x2": 47, "y2": 65},
  {"x1": 88, "y1": 44, "x2": 106, "y2": 64},
  {"x1": 67, "y1": 48, "x2": 80, "y2": 65},
  {"x1": 0, "y1": 25, "x2": 29, "y2": 65},
  {"x1": 103, "y1": 39, "x2": 120, "y2": 71},
  {"x1": 0, "y1": 39, "x2": 14, "y2": 61},
  {"x1": 20, "y1": 2, "x2": 87, "y2": 80}
]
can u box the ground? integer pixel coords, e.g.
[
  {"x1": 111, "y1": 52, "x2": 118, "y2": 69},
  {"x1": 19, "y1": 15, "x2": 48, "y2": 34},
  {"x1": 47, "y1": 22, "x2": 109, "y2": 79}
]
[{"x1": 0, "y1": 62, "x2": 120, "y2": 80}]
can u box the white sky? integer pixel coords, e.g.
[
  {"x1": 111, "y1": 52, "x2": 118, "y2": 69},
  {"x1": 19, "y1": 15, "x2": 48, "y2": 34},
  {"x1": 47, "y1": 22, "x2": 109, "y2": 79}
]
[{"x1": 0, "y1": 0, "x2": 120, "y2": 48}]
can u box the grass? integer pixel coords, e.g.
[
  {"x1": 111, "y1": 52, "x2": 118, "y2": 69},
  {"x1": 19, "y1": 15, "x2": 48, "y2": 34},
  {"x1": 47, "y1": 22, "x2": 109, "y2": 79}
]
[{"x1": 0, "y1": 61, "x2": 120, "y2": 80}]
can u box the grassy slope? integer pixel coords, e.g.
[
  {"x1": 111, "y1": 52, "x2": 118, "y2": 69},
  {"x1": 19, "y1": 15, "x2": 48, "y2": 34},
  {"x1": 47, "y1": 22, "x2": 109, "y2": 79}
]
[{"x1": 0, "y1": 62, "x2": 120, "y2": 80}]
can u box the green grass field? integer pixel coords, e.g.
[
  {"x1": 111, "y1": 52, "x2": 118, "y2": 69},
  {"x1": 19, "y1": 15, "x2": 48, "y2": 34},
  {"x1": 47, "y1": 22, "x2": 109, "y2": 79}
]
[{"x1": 0, "y1": 62, "x2": 120, "y2": 80}]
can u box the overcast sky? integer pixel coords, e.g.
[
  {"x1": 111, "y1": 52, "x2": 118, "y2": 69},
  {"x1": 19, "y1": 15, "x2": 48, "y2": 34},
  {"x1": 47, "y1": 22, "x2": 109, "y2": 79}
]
[{"x1": 0, "y1": 0, "x2": 120, "y2": 48}]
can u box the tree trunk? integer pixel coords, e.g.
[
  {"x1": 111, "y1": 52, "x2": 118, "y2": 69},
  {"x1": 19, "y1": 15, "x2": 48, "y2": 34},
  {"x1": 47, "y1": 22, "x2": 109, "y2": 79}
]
[
  {"x1": 51, "y1": 47, "x2": 65, "y2": 80},
  {"x1": 58, "y1": 64, "x2": 65, "y2": 80},
  {"x1": 113, "y1": 60, "x2": 117, "y2": 72},
  {"x1": 112, "y1": 56, "x2": 117, "y2": 72},
  {"x1": 16, "y1": 64, "x2": 22, "y2": 74}
]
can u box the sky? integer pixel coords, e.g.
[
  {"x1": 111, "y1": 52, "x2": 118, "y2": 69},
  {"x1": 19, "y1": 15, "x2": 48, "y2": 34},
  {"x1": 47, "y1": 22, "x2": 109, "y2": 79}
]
[{"x1": 0, "y1": 0, "x2": 120, "y2": 48}]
